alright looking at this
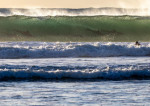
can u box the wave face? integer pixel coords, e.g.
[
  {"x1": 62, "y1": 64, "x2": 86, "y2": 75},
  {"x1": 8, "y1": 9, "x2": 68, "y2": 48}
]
[
  {"x1": 0, "y1": 8, "x2": 150, "y2": 16},
  {"x1": 0, "y1": 42, "x2": 150, "y2": 58},
  {"x1": 0, "y1": 15, "x2": 150, "y2": 42},
  {"x1": 0, "y1": 58, "x2": 150, "y2": 80}
]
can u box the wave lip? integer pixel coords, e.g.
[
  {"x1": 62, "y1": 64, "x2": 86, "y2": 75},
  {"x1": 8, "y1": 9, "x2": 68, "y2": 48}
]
[
  {"x1": 0, "y1": 42, "x2": 150, "y2": 58},
  {"x1": 0, "y1": 8, "x2": 150, "y2": 16}
]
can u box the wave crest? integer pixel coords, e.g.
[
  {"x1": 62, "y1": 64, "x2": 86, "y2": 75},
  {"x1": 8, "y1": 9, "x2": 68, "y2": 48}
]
[
  {"x1": 0, "y1": 64, "x2": 150, "y2": 80},
  {"x1": 0, "y1": 8, "x2": 150, "y2": 16}
]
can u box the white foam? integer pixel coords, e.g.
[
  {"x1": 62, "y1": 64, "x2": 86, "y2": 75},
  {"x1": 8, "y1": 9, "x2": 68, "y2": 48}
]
[
  {"x1": 0, "y1": 57, "x2": 150, "y2": 80},
  {"x1": 0, "y1": 65, "x2": 150, "y2": 80},
  {"x1": 0, "y1": 42, "x2": 149, "y2": 58},
  {"x1": 0, "y1": 8, "x2": 150, "y2": 16}
]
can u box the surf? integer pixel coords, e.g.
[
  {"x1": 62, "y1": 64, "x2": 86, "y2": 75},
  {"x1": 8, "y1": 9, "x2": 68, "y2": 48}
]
[
  {"x1": 0, "y1": 61, "x2": 150, "y2": 80},
  {"x1": 0, "y1": 42, "x2": 150, "y2": 58}
]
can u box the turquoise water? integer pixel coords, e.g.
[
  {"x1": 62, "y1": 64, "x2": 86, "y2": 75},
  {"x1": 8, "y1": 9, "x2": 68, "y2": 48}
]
[{"x1": 0, "y1": 16, "x2": 150, "y2": 41}]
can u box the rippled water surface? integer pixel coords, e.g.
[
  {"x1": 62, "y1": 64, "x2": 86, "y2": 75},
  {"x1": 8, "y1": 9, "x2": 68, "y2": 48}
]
[{"x1": 0, "y1": 80, "x2": 150, "y2": 106}]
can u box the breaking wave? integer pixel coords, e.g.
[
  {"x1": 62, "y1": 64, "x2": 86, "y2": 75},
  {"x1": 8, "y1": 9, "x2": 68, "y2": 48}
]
[
  {"x1": 0, "y1": 15, "x2": 150, "y2": 42},
  {"x1": 0, "y1": 42, "x2": 150, "y2": 58},
  {"x1": 0, "y1": 63, "x2": 150, "y2": 80}
]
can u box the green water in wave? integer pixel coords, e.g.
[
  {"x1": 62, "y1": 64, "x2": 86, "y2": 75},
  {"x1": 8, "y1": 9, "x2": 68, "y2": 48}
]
[{"x1": 0, "y1": 16, "x2": 150, "y2": 42}]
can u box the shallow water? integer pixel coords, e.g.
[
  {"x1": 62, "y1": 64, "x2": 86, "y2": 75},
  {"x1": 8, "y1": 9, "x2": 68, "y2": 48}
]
[{"x1": 0, "y1": 80, "x2": 150, "y2": 106}]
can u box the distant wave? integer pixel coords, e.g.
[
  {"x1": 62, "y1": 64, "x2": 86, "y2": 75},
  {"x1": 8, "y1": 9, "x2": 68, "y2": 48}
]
[
  {"x1": 0, "y1": 15, "x2": 150, "y2": 42},
  {"x1": 0, "y1": 63, "x2": 150, "y2": 80},
  {"x1": 0, "y1": 8, "x2": 150, "y2": 16},
  {"x1": 0, "y1": 42, "x2": 150, "y2": 58}
]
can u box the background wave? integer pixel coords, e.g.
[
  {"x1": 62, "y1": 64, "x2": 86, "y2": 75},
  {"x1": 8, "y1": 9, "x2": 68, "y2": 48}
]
[{"x1": 0, "y1": 15, "x2": 150, "y2": 42}]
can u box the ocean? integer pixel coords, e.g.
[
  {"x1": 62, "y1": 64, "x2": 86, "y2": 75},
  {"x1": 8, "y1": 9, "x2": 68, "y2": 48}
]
[{"x1": 0, "y1": 8, "x2": 150, "y2": 105}]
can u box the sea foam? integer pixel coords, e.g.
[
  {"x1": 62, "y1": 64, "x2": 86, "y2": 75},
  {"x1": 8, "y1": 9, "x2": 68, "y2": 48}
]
[
  {"x1": 0, "y1": 8, "x2": 150, "y2": 16},
  {"x1": 0, "y1": 42, "x2": 150, "y2": 58}
]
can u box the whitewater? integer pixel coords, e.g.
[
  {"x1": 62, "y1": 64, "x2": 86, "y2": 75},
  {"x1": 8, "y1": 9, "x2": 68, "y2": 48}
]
[
  {"x1": 0, "y1": 42, "x2": 150, "y2": 58},
  {"x1": 1, "y1": 56, "x2": 150, "y2": 80},
  {"x1": 1, "y1": 8, "x2": 150, "y2": 16},
  {"x1": 0, "y1": 41, "x2": 150, "y2": 81}
]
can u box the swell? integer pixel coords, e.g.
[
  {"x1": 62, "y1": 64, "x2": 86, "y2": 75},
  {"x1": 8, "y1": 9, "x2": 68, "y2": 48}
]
[{"x1": 0, "y1": 15, "x2": 150, "y2": 41}]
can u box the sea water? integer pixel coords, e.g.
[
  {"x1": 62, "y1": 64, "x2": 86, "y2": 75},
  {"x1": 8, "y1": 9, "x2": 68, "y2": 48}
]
[
  {"x1": 1, "y1": 80, "x2": 150, "y2": 106},
  {"x1": 0, "y1": 42, "x2": 150, "y2": 105}
]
